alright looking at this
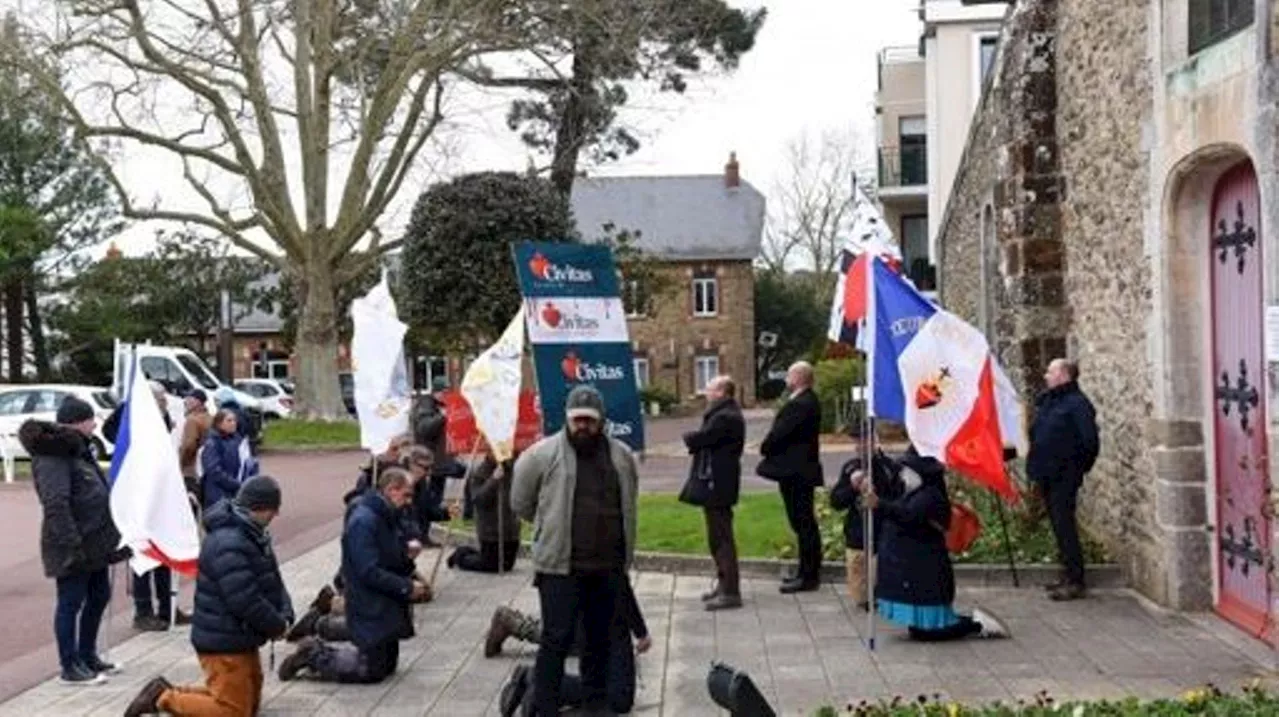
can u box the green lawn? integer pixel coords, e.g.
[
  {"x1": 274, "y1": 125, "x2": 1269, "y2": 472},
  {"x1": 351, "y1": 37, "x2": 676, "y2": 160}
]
[
  {"x1": 447, "y1": 488, "x2": 1107, "y2": 565},
  {"x1": 263, "y1": 418, "x2": 361, "y2": 449}
]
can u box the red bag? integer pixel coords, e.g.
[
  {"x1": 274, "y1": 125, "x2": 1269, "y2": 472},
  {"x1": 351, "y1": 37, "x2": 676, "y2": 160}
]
[{"x1": 945, "y1": 503, "x2": 983, "y2": 554}]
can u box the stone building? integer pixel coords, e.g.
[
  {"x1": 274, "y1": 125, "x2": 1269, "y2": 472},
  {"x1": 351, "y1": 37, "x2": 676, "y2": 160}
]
[
  {"x1": 936, "y1": 0, "x2": 1277, "y2": 645},
  {"x1": 570, "y1": 154, "x2": 765, "y2": 406}
]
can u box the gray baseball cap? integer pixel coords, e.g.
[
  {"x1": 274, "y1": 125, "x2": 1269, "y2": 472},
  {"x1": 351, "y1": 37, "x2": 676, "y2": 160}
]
[{"x1": 565, "y1": 384, "x2": 605, "y2": 421}]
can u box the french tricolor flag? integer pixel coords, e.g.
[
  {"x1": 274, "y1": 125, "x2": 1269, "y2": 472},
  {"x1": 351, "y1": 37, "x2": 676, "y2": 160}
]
[
  {"x1": 109, "y1": 350, "x2": 201, "y2": 576},
  {"x1": 863, "y1": 256, "x2": 1027, "y2": 500}
]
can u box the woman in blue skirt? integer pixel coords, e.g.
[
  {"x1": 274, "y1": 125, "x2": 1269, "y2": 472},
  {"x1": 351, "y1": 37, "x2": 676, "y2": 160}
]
[{"x1": 864, "y1": 446, "x2": 1008, "y2": 641}]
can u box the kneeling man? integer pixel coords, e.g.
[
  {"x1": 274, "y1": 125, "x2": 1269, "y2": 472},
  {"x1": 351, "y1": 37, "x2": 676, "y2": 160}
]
[{"x1": 278, "y1": 467, "x2": 428, "y2": 683}]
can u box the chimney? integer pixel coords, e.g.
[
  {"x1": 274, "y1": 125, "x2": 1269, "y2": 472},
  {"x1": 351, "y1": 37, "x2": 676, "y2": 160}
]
[{"x1": 724, "y1": 151, "x2": 740, "y2": 189}]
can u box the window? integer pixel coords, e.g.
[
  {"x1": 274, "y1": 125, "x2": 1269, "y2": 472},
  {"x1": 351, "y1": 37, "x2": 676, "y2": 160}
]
[
  {"x1": 1189, "y1": 0, "x2": 1254, "y2": 55},
  {"x1": 419, "y1": 356, "x2": 448, "y2": 391},
  {"x1": 0, "y1": 391, "x2": 30, "y2": 416},
  {"x1": 901, "y1": 215, "x2": 936, "y2": 291},
  {"x1": 978, "y1": 36, "x2": 998, "y2": 85},
  {"x1": 252, "y1": 361, "x2": 290, "y2": 380},
  {"x1": 897, "y1": 116, "x2": 927, "y2": 186},
  {"x1": 692, "y1": 275, "x2": 718, "y2": 317},
  {"x1": 175, "y1": 353, "x2": 222, "y2": 390},
  {"x1": 694, "y1": 355, "x2": 719, "y2": 394},
  {"x1": 140, "y1": 357, "x2": 193, "y2": 394},
  {"x1": 30, "y1": 391, "x2": 68, "y2": 414},
  {"x1": 633, "y1": 357, "x2": 650, "y2": 390},
  {"x1": 623, "y1": 279, "x2": 647, "y2": 318}
]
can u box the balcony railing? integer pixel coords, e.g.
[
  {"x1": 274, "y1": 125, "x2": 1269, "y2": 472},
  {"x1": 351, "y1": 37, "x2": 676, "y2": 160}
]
[{"x1": 877, "y1": 144, "x2": 928, "y2": 188}]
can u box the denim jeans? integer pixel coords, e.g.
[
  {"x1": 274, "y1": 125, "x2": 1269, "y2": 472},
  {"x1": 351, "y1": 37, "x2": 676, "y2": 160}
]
[
  {"x1": 54, "y1": 568, "x2": 111, "y2": 670},
  {"x1": 312, "y1": 640, "x2": 399, "y2": 684},
  {"x1": 133, "y1": 566, "x2": 172, "y2": 620},
  {"x1": 530, "y1": 571, "x2": 622, "y2": 716}
]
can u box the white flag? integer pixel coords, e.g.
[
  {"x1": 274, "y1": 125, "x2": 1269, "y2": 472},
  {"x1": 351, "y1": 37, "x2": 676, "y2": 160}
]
[
  {"x1": 109, "y1": 351, "x2": 201, "y2": 577},
  {"x1": 461, "y1": 307, "x2": 525, "y2": 462},
  {"x1": 350, "y1": 273, "x2": 412, "y2": 455}
]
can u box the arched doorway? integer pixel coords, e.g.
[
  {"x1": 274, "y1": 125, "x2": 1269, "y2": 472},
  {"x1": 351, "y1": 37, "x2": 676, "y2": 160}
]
[{"x1": 1208, "y1": 160, "x2": 1276, "y2": 644}]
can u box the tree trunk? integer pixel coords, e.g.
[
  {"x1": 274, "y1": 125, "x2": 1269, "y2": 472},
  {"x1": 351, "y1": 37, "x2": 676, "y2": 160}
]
[
  {"x1": 4, "y1": 278, "x2": 22, "y2": 382},
  {"x1": 24, "y1": 278, "x2": 50, "y2": 380},
  {"x1": 293, "y1": 263, "x2": 346, "y2": 420},
  {"x1": 548, "y1": 46, "x2": 597, "y2": 197}
]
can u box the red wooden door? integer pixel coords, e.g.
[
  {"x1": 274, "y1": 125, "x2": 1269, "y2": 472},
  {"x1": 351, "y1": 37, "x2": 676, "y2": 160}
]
[{"x1": 1209, "y1": 161, "x2": 1276, "y2": 646}]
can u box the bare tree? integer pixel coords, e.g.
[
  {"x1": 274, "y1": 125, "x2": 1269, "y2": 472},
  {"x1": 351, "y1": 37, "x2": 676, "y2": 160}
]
[
  {"x1": 0, "y1": 0, "x2": 516, "y2": 417},
  {"x1": 760, "y1": 129, "x2": 873, "y2": 296}
]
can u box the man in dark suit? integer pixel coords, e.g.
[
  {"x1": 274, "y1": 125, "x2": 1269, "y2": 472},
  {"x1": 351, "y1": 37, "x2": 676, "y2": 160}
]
[
  {"x1": 758, "y1": 361, "x2": 824, "y2": 593},
  {"x1": 681, "y1": 375, "x2": 746, "y2": 611}
]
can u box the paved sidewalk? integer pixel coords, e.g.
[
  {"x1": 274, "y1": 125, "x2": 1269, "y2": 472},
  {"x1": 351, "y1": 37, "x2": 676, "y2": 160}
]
[{"x1": 2, "y1": 538, "x2": 1273, "y2": 717}]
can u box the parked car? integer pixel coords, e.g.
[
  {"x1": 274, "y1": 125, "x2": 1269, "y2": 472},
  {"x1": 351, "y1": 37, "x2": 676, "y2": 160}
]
[
  {"x1": 234, "y1": 378, "x2": 294, "y2": 420},
  {"x1": 0, "y1": 384, "x2": 118, "y2": 461}
]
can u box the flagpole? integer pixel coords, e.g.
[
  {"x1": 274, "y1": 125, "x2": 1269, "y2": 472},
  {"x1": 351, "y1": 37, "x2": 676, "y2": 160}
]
[{"x1": 862, "y1": 387, "x2": 876, "y2": 652}]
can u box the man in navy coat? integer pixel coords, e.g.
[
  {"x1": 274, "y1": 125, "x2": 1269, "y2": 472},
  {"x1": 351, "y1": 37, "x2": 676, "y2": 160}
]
[{"x1": 1027, "y1": 358, "x2": 1100, "y2": 602}]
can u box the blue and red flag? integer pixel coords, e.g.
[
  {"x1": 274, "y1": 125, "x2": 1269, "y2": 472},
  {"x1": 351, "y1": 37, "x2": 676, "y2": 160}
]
[{"x1": 862, "y1": 256, "x2": 1026, "y2": 500}]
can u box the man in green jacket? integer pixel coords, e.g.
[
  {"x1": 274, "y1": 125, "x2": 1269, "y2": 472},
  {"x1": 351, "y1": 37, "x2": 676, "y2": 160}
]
[{"x1": 510, "y1": 385, "x2": 639, "y2": 717}]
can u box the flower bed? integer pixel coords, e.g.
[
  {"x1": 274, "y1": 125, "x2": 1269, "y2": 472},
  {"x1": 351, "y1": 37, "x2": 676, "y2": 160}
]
[{"x1": 812, "y1": 684, "x2": 1277, "y2": 716}]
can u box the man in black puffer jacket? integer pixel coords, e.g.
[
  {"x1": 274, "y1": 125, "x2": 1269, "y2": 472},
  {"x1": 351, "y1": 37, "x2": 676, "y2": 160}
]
[
  {"x1": 125, "y1": 477, "x2": 293, "y2": 717},
  {"x1": 24, "y1": 400, "x2": 129, "y2": 686}
]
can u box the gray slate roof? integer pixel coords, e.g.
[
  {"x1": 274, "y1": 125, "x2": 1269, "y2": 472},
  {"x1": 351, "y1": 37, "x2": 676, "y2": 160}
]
[{"x1": 570, "y1": 175, "x2": 766, "y2": 261}]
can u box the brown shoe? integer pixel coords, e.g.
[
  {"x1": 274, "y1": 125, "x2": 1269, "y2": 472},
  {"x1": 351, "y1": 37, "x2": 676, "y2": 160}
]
[
  {"x1": 484, "y1": 608, "x2": 515, "y2": 658},
  {"x1": 1050, "y1": 583, "x2": 1086, "y2": 602},
  {"x1": 310, "y1": 585, "x2": 336, "y2": 615},
  {"x1": 124, "y1": 676, "x2": 171, "y2": 716},
  {"x1": 286, "y1": 609, "x2": 322, "y2": 643},
  {"x1": 278, "y1": 638, "x2": 321, "y2": 681}
]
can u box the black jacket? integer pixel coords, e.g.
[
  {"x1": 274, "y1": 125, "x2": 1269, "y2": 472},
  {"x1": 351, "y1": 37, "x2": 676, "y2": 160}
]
[
  {"x1": 342, "y1": 491, "x2": 417, "y2": 649},
  {"x1": 412, "y1": 394, "x2": 448, "y2": 458},
  {"x1": 874, "y1": 453, "x2": 954, "y2": 607},
  {"x1": 102, "y1": 401, "x2": 173, "y2": 444},
  {"x1": 758, "y1": 388, "x2": 824, "y2": 487},
  {"x1": 23, "y1": 421, "x2": 124, "y2": 579},
  {"x1": 682, "y1": 397, "x2": 745, "y2": 508},
  {"x1": 829, "y1": 451, "x2": 896, "y2": 551},
  {"x1": 469, "y1": 457, "x2": 519, "y2": 543},
  {"x1": 1026, "y1": 382, "x2": 1099, "y2": 485},
  {"x1": 190, "y1": 501, "x2": 293, "y2": 654}
]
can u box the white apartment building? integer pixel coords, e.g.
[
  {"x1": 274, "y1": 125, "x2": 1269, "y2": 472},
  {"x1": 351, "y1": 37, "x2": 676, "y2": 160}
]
[{"x1": 873, "y1": 0, "x2": 1010, "y2": 288}]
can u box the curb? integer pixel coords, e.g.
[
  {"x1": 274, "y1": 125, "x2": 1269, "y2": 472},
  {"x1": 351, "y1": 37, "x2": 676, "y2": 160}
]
[
  {"x1": 259, "y1": 445, "x2": 363, "y2": 455},
  {"x1": 426, "y1": 525, "x2": 1125, "y2": 588}
]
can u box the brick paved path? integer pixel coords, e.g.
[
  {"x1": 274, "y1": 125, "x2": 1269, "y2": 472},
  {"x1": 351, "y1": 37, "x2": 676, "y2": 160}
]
[{"x1": 1, "y1": 537, "x2": 1273, "y2": 717}]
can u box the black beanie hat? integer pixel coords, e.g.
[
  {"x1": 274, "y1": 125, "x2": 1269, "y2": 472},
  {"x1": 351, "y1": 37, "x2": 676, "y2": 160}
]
[
  {"x1": 56, "y1": 396, "x2": 96, "y2": 425},
  {"x1": 235, "y1": 475, "x2": 282, "y2": 511}
]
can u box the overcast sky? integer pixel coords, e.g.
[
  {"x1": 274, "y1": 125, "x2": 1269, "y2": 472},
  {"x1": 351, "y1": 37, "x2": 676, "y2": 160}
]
[{"x1": 42, "y1": 0, "x2": 923, "y2": 256}]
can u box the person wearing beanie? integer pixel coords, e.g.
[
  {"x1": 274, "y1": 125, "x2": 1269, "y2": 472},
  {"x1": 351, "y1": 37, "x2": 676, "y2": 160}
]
[
  {"x1": 511, "y1": 384, "x2": 640, "y2": 716},
  {"x1": 22, "y1": 400, "x2": 127, "y2": 685},
  {"x1": 125, "y1": 475, "x2": 293, "y2": 717}
]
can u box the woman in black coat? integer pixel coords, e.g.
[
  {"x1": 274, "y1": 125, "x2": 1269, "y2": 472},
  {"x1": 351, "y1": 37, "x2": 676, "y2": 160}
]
[
  {"x1": 22, "y1": 411, "x2": 128, "y2": 684},
  {"x1": 867, "y1": 447, "x2": 1007, "y2": 641}
]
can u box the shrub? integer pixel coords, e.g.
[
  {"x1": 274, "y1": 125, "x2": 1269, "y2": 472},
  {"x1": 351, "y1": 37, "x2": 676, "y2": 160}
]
[
  {"x1": 638, "y1": 386, "x2": 678, "y2": 413},
  {"x1": 813, "y1": 358, "x2": 864, "y2": 433}
]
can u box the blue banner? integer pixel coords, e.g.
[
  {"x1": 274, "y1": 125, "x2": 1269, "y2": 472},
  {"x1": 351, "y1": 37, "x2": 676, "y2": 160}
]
[
  {"x1": 531, "y1": 342, "x2": 644, "y2": 447},
  {"x1": 512, "y1": 241, "x2": 620, "y2": 298},
  {"x1": 512, "y1": 241, "x2": 644, "y2": 451}
]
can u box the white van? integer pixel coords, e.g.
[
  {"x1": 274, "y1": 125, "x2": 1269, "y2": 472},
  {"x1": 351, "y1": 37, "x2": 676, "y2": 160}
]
[{"x1": 120, "y1": 344, "x2": 263, "y2": 413}]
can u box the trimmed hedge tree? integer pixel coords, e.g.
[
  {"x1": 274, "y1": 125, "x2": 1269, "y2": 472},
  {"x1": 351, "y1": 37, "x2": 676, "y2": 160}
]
[{"x1": 400, "y1": 172, "x2": 577, "y2": 351}]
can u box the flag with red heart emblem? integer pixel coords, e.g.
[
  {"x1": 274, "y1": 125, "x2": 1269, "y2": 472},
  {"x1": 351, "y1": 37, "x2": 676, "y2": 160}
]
[{"x1": 863, "y1": 256, "x2": 1025, "y2": 500}]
